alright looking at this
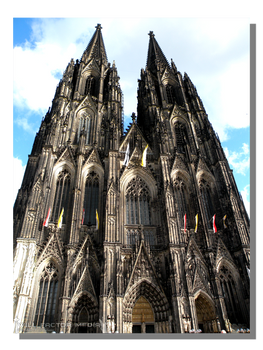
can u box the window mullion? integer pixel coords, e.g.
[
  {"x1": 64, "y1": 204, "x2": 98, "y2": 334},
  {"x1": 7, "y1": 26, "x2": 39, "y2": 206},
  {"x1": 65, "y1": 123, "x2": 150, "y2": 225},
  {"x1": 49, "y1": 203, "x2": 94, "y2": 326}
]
[
  {"x1": 42, "y1": 277, "x2": 51, "y2": 326},
  {"x1": 35, "y1": 279, "x2": 44, "y2": 326}
]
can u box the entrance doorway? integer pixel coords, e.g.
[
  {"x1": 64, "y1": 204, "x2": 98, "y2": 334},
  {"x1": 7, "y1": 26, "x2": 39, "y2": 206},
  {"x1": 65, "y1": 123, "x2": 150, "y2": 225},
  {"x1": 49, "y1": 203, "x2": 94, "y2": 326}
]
[
  {"x1": 132, "y1": 324, "x2": 155, "y2": 333},
  {"x1": 132, "y1": 325, "x2": 141, "y2": 333},
  {"x1": 69, "y1": 293, "x2": 99, "y2": 333},
  {"x1": 195, "y1": 293, "x2": 218, "y2": 333},
  {"x1": 132, "y1": 296, "x2": 155, "y2": 333}
]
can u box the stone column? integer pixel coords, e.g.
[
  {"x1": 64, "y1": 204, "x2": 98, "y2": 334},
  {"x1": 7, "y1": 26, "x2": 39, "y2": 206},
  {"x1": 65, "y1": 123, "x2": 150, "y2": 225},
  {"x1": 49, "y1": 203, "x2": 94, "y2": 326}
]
[{"x1": 13, "y1": 239, "x2": 37, "y2": 333}]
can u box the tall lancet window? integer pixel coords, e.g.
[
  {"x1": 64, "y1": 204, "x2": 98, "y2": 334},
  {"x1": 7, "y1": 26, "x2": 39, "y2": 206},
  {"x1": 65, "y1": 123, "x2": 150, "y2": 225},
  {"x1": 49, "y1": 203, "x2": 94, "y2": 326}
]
[
  {"x1": 83, "y1": 171, "x2": 99, "y2": 225},
  {"x1": 52, "y1": 170, "x2": 71, "y2": 223},
  {"x1": 166, "y1": 84, "x2": 176, "y2": 104},
  {"x1": 77, "y1": 114, "x2": 91, "y2": 145},
  {"x1": 173, "y1": 179, "x2": 188, "y2": 229},
  {"x1": 219, "y1": 266, "x2": 243, "y2": 324},
  {"x1": 199, "y1": 179, "x2": 214, "y2": 229},
  {"x1": 174, "y1": 123, "x2": 185, "y2": 154},
  {"x1": 85, "y1": 76, "x2": 97, "y2": 97},
  {"x1": 126, "y1": 176, "x2": 151, "y2": 225},
  {"x1": 34, "y1": 262, "x2": 59, "y2": 327}
]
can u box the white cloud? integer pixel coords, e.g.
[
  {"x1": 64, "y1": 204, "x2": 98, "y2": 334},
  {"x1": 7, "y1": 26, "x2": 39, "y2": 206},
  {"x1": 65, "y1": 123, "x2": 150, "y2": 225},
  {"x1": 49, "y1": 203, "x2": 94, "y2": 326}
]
[
  {"x1": 13, "y1": 157, "x2": 26, "y2": 204},
  {"x1": 14, "y1": 116, "x2": 37, "y2": 135},
  {"x1": 223, "y1": 143, "x2": 250, "y2": 176},
  {"x1": 241, "y1": 184, "x2": 250, "y2": 218}
]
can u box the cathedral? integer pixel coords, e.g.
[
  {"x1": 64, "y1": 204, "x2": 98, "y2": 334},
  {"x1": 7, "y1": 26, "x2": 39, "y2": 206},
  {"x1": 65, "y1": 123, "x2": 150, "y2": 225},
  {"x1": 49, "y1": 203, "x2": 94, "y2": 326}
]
[{"x1": 13, "y1": 24, "x2": 250, "y2": 334}]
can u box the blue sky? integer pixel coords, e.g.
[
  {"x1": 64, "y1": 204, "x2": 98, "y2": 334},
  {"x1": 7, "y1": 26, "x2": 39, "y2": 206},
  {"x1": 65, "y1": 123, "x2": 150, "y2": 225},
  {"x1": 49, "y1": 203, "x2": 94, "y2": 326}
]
[{"x1": 13, "y1": 17, "x2": 250, "y2": 216}]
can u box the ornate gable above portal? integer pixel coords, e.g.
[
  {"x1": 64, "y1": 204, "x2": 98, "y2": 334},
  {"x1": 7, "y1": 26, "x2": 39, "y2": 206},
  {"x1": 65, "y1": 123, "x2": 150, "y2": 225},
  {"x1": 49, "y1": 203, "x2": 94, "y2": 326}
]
[
  {"x1": 125, "y1": 241, "x2": 163, "y2": 295},
  {"x1": 83, "y1": 148, "x2": 103, "y2": 168},
  {"x1": 36, "y1": 231, "x2": 64, "y2": 268},
  {"x1": 192, "y1": 263, "x2": 213, "y2": 297},
  {"x1": 70, "y1": 234, "x2": 100, "y2": 274},
  {"x1": 72, "y1": 265, "x2": 97, "y2": 301},
  {"x1": 186, "y1": 237, "x2": 212, "y2": 296},
  {"x1": 186, "y1": 237, "x2": 205, "y2": 262},
  {"x1": 119, "y1": 122, "x2": 149, "y2": 154},
  {"x1": 56, "y1": 146, "x2": 76, "y2": 167},
  {"x1": 186, "y1": 238, "x2": 205, "y2": 283}
]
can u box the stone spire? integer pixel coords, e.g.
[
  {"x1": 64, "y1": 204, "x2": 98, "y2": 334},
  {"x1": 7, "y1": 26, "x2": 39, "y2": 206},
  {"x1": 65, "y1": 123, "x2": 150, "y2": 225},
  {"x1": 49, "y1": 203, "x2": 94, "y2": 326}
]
[
  {"x1": 81, "y1": 23, "x2": 108, "y2": 65},
  {"x1": 146, "y1": 31, "x2": 170, "y2": 74}
]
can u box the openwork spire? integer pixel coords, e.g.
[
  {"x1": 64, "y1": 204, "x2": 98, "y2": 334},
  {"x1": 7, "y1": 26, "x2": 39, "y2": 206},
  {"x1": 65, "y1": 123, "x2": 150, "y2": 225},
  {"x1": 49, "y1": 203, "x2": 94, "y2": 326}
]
[
  {"x1": 146, "y1": 31, "x2": 170, "y2": 73},
  {"x1": 81, "y1": 23, "x2": 108, "y2": 65}
]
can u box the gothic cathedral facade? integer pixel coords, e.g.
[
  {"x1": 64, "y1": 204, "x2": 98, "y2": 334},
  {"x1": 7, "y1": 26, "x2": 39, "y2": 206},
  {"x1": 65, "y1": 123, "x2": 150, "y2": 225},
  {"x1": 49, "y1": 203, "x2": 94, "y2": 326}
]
[{"x1": 13, "y1": 24, "x2": 250, "y2": 334}]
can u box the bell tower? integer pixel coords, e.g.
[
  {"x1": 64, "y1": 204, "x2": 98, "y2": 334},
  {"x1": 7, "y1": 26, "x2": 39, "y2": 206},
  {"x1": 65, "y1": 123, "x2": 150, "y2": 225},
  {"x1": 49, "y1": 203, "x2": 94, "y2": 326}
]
[
  {"x1": 13, "y1": 25, "x2": 250, "y2": 334},
  {"x1": 136, "y1": 30, "x2": 250, "y2": 332}
]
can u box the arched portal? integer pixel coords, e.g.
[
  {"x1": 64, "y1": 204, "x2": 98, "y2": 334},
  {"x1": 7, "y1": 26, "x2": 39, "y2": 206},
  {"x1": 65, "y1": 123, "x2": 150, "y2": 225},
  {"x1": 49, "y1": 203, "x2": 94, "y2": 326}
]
[
  {"x1": 69, "y1": 293, "x2": 99, "y2": 333},
  {"x1": 132, "y1": 296, "x2": 155, "y2": 333},
  {"x1": 195, "y1": 292, "x2": 218, "y2": 333},
  {"x1": 123, "y1": 279, "x2": 171, "y2": 333}
]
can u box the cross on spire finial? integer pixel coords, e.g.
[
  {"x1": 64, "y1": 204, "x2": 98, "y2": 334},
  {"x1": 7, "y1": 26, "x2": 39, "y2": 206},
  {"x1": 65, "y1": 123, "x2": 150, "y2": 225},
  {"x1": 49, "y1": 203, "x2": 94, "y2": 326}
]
[
  {"x1": 131, "y1": 112, "x2": 136, "y2": 123},
  {"x1": 95, "y1": 23, "x2": 102, "y2": 30},
  {"x1": 148, "y1": 31, "x2": 155, "y2": 37}
]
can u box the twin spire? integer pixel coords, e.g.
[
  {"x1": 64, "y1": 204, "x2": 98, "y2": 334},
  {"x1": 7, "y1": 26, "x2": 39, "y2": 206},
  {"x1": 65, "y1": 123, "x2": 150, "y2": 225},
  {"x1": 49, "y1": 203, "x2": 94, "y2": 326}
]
[{"x1": 81, "y1": 24, "x2": 170, "y2": 72}]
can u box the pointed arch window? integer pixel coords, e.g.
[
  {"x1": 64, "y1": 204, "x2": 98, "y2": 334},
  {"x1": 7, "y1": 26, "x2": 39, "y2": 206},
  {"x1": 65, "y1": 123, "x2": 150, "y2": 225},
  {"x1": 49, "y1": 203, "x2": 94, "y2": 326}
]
[
  {"x1": 219, "y1": 266, "x2": 243, "y2": 324},
  {"x1": 34, "y1": 262, "x2": 59, "y2": 327},
  {"x1": 174, "y1": 123, "x2": 185, "y2": 153},
  {"x1": 85, "y1": 76, "x2": 97, "y2": 97},
  {"x1": 166, "y1": 84, "x2": 176, "y2": 104},
  {"x1": 83, "y1": 171, "x2": 99, "y2": 225},
  {"x1": 173, "y1": 179, "x2": 188, "y2": 229},
  {"x1": 199, "y1": 179, "x2": 214, "y2": 228},
  {"x1": 126, "y1": 176, "x2": 151, "y2": 225},
  {"x1": 52, "y1": 170, "x2": 71, "y2": 223},
  {"x1": 77, "y1": 114, "x2": 91, "y2": 144}
]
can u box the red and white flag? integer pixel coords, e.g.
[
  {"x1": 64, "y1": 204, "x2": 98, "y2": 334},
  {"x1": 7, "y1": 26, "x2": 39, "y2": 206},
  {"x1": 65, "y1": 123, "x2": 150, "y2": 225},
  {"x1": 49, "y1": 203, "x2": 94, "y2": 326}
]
[
  {"x1": 81, "y1": 208, "x2": 85, "y2": 225},
  {"x1": 184, "y1": 214, "x2": 187, "y2": 233},
  {"x1": 43, "y1": 208, "x2": 51, "y2": 227},
  {"x1": 213, "y1": 214, "x2": 217, "y2": 233}
]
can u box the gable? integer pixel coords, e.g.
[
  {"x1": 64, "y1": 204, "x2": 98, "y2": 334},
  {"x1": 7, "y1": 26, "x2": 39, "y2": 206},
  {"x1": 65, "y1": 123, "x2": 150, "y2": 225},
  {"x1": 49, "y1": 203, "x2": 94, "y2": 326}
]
[
  {"x1": 36, "y1": 231, "x2": 65, "y2": 268},
  {"x1": 75, "y1": 94, "x2": 97, "y2": 116},
  {"x1": 119, "y1": 122, "x2": 150, "y2": 154},
  {"x1": 83, "y1": 148, "x2": 103, "y2": 169},
  {"x1": 196, "y1": 157, "x2": 214, "y2": 182},
  {"x1": 55, "y1": 146, "x2": 76, "y2": 168},
  {"x1": 125, "y1": 241, "x2": 164, "y2": 296},
  {"x1": 82, "y1": 58, "x2": 100, "y2": 78},
  {"x1": 215, "y1": 237, "x2": 234, "y2": 268}
]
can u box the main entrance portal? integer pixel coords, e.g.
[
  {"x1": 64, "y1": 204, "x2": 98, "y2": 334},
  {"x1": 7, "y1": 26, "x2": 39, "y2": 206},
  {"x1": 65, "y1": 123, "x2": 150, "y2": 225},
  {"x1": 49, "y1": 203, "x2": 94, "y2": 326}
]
[
  {"x1": 195, "y1": 293, "x2": 218, "y2": 333},
  {"x1": 132, "y1": 296, "x2": 155, "y2": 333}
]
